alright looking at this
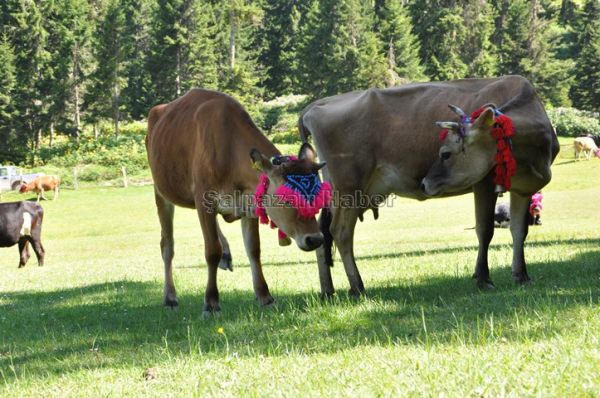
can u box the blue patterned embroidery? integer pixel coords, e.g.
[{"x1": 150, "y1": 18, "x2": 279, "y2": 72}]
[{"x1": 284, "y1": 174, "x2": 322, "y2": 203}]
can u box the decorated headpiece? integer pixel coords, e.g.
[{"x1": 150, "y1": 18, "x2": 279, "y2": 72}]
[
  {"x1": 254, "y1": 155, "x2": 332, "y2": 241},
  {"x1": 438, "y1": 104, "x2": 517, "y2": 194}
]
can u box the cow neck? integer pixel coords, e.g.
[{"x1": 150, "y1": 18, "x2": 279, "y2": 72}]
[{"x1": 470, "y1": 107, "x2": 517, "y2": 194}]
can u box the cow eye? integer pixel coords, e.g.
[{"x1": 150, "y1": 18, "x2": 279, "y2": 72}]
[{"x1": 440, "y1": 151, "x2": 452, "y2": 161}]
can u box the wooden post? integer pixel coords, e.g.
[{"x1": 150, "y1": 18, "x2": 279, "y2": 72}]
[
  {"x1": 121, "y1": 166, "x2": 128, "y2": 188},
  {"x1": 73, "y1": 168, "x2": 78, "y2": 190}
]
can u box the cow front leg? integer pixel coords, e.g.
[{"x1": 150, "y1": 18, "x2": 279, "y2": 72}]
[
  {"x1": 331, "y1": 207, "x2": 364, "y2": 296},
  {"x1": 241, "y1": 217, "x2": 274, "y2": 306},
  {"x1": 216, "y1": 219, "x2": 233, "y2": 271},
  {"x1": 510, "y1": 192, "x2": 531, "y2": 284},
  {"x1": 196, "y1": 207, "x2": 222, "y2": 315},
  {"x1": 18, "y1": 239, "x2": 30, "y2": 268},
  {"x1": 53, "y1": 186, "x2": 59, "y2": 200},
  {"x1": 316, "y1": 208, "x2": 335, "y2": 298},
  {"x1": 472, "y1": 177, "x2": 497, "y2": 289},
  {"x1": 154, "y1": 191, "x2": 178, "y2": 307}
]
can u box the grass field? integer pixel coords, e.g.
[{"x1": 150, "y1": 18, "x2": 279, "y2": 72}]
[{"x1": 1, "y1": 137, "x2": 599, "y2": 397}]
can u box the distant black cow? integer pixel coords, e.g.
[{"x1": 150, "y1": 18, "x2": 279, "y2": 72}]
[
  {"x1": 495, "y1": 192, "x2": 543, "y2": 228},
  {"x1": 0, "y1": 201, "x2": 45, "y2": 267}
]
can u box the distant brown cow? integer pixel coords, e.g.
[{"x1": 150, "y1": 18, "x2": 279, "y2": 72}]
[
  {"x1": 146, "y1": 89, "x2": 326, "y2": 315},
  {"x1": 574, "y1": 136, "x2": 600, "y2": 160},
  {"x1": 20, "y1": 175, "x2": 60, "y2": 201}
]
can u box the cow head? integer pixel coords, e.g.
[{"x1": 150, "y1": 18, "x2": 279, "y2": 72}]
[
  {"x1": 421, "y1": 104, "x2": 498, "y2": 196},
  {"x1": 250, "y1": 143, "x2": 328, "y2": 251},
  {"x1": 19, "y1": 183, "x2": 29, "y2": 193}
]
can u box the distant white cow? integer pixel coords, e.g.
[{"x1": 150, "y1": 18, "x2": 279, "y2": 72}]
[{"x1": 574, "y1": 137, "x2": 600, "y2": 160}]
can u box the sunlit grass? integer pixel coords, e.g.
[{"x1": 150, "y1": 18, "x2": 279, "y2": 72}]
[{"x1": 1, "y1": 140, "x2": 599, "y2": 396}]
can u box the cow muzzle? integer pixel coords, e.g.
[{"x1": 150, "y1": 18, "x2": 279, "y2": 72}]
[
  {"x1": 420, "y1": 179, "x2": 441, "y2": 197},
  {"x1": 297, "y1": 233, "x2": 324, "y2": 251}
]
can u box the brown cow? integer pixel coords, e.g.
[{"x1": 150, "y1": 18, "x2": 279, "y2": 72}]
[
  {"x1": 146, "y1": 89, "x2": 325, "y2": 315},
  {"x1": 299, "y1": 75, "x2": 559, "y2": 296},
  {"x1": 20, "y1": 175, "x2": 60, "y2": 201}
]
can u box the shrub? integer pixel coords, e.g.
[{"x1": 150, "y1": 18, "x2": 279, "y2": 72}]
[{"x1": 547, "y1": 108, "x2": 600, "y2": 137}]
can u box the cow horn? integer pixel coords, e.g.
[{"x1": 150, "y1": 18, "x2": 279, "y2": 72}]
[
  {"x1": 436, "y1": 121, "x2": 459, "y2": 129},
  {"x1": 448, "y1": 104, "x2": 466, "y2": 117},
  {"x1": 314, "y1": 161, "x2": 326, "y2": 171}
]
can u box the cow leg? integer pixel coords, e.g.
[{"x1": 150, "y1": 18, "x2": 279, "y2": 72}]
[
  {"x1": 18, "y1": 238, "x2": 30, "y2": 268},
  {"x1": 196, "y1": 207, "x2": 222, "y2": 315},
  {"x1": 241, "y1": 217, "x2": 274, "y2": 306},
  {"x1": 509, "y1": 192, "x2": 531, "y2": 284},
  {"x1": 53, "y1": 186, "x2": 59, "y2": 200},
  {"x1": 472, "y1": 178, "x2": 497, "y2": 289},
  {"x1": 330, "y1": 207, "x2": 364, "y2": 296},
  {"x1": 316, "y1": 209, "x2": 335, "y2": 298},
  {"x1": 216, "y1": 220, "x2": 233, "y2": 271},
  {"x1": 29, "y1": 237, "x2": 45, "y2": 267},
  {"x1": 154, "y1": 191, "x2": 178, "y2": 307},
  {"x1": 40, "y1": 189, "x2": 47, "y2": 201}
]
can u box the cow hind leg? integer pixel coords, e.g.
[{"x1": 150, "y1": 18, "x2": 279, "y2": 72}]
[
  {"x1": 216, "y1": 220, "x2": 233, "y2": 271},
  {"x1": 472, "y1": 177, "x2": 497, "y2": 289},
  {"x1": 510, "y1": 192, "x2": 531, "y2": 284},
  {"x1": 241, "y1": 217, "x2": 274, "y2": 306},
  {"x1": 30, "y1": 237, "x2": 45, "y2": 267},
  {"x1": 155, "y1": 191, "x2": 178, "y2": 307},
  {"x1": 18, "y1": 239, "x2": 30, "y2": 268},
  {"x1": 196, "y1": 205, "x2": 222, "y2": 315},
  {"x1": 330, "y1": 207, "x2": 364, "y2": 297}
]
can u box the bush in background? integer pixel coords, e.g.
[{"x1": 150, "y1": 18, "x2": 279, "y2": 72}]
[{"x1": 547, "y1": 108, "x2": 600, "y2": 137}]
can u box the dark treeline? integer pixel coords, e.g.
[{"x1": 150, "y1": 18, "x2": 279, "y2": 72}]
[{"x1": 0, "y1": 0, "x2": 598, "y2": 164}]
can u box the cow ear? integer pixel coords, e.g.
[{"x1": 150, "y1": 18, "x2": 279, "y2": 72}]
[
  {"x1": 470, "y1": 107, "x2": 495, "y2": 134},
  {"x1": 299, "y1": 142, "x2": 317, "y2": 162},
  {"x1": 250, "y1": 149, "x2": 272, "y2": 172}
]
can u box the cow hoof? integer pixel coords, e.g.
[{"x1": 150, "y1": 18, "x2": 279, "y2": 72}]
[
  {"x1": 513, "y1": 274, "x2": 531, "y2": 285},
  {"x1": 320, "y1": 291, "x2": 336, "y2": 300},
  {"x1": 476, "y1": 279, "x2": 495, "y2": 290},
  {"x1": 218, "y1": 253, "x2": 233, "y2": 271},
  {"x1": 202, "y1": 303, "x2": 221, "y2": 318},
  {"x1": 163, "y1": 297, "x2": 179, "y2": 308},
  {"x1": 348, "y1": 288, "x2": 365, "y2": 298},
  {"x1": 258, "y1": 295, "x2": 275, "y2": 307}
]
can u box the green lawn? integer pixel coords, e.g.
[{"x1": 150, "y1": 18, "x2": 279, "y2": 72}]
[{"x1": 1, "y1": 137, "x2": 599, "y2": 397}]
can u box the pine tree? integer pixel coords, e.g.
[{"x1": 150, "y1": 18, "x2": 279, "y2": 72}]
[
  {"x1": 10, "y1": 0, "x2": 53, "y2": 156},
  {"x1": 374, "y1": 0, "x2": 425, "y2": 84},
  {"x1": 185, "y1": 0, "x2": 219, "y2": 91},
  {"x1": 122, "y1": 0, "x2": 153, "y2": 120},
  {"x1": 571, "y1": 0, "x2": 600, "y2": 111},
  {"x1": 0, "y1": 37, "x2": 17, "y2": 162},
  {"x1": 257, "y1": 0, "x2": 302, "y2": 97},
  {"x1": 85, "y1": 0, "x2": 127, "y2": 137},
  {"x1": 297, "y1": 0, "x2": 388, "y2": 98}
]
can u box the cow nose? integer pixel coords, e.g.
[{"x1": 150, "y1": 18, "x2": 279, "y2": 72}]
[
  {"x1": 304, "y1": 234, "x2": 324, "y2": 250},
  {"x1": 420, "y1": 182, "x2": 427, "y2": 194}
]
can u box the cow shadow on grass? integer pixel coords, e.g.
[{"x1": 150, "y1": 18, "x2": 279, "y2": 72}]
[{"x1": 1, "y1": 247, "x2": 599, "y2": 382}]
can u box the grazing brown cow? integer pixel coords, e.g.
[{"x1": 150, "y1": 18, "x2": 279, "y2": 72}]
[
  {"x1": 573, "y1": 136, "x2": 600, "y2": 160},
  {"x1": 20, "y1": 175, "x2": 60, "y2": 201},
  {"x1": 299, "y1": 75, "x2": 559, "y2": 296},
  {"x1": 146, "y1": 89, "x2": 326, "y2": 315},
  {"x1": 0, "y1": 201, "x2": 45, "y2": 267}
]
